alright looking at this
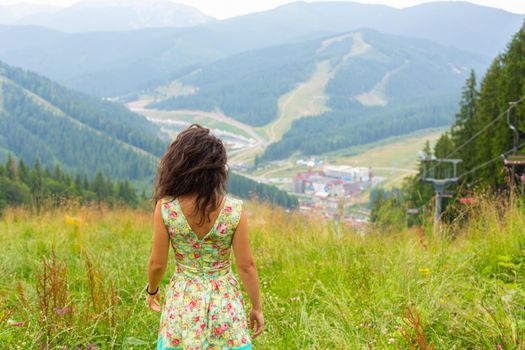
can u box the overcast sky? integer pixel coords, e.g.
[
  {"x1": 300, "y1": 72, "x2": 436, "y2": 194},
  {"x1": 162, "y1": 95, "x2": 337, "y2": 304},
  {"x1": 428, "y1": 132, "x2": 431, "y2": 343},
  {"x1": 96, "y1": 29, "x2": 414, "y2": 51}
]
[{"x1": 1, "y1": 0, "x2": 524, "y2": 18}]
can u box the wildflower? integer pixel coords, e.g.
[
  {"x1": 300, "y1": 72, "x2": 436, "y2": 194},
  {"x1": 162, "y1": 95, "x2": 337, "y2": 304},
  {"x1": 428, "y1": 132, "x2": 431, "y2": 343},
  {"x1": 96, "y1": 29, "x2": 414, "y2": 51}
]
[
  {"x1": 388, "y1": 338, "x2": 396, "y2": 344},
  {"x1": 54, "y1": 306, "x2": 72, "y2": 317},
  {"x1": 418, "y1": 268, "x2": 430, "y2": 276},
  {"x1": 7, "y1": 319, "x2": 24, "y2": 327},
  {"x1": 65, "y1": 215, "x2": 82, "y2": 227}
]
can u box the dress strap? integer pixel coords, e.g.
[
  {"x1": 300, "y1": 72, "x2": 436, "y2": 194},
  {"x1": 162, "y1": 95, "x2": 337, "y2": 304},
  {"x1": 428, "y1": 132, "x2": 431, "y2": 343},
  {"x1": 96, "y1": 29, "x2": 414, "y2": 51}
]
[{"x1": 159, "y1": 197, "x2": 177, "y2": 230}]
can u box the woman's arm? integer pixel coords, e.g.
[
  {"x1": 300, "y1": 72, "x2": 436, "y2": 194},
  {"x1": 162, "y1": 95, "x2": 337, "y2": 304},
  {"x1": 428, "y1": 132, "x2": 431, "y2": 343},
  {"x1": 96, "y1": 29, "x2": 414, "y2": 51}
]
[
  {"x1": 232, "y1": 207, "x2": 264, "y2": 338},
  {"x1": 147, "y1": 200, "x2": 170, "y2": 312}
]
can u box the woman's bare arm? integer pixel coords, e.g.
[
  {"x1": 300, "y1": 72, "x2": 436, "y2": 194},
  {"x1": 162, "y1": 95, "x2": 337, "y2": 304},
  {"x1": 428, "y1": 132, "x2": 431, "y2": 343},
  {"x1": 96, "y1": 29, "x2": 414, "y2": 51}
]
[
  {"x1": 147, "y1": 201, "x2": 170, "y2": 311},
  {"x1": 232, "y1": 207, "x2": 264, "y2": 337}
]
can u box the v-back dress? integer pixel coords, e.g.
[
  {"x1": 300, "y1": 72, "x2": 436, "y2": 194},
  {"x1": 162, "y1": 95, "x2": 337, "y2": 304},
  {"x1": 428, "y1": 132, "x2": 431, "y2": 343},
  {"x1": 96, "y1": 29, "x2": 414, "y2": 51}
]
[{"x1": 157, "y1": 195, "x2": 252, "y2": 350}]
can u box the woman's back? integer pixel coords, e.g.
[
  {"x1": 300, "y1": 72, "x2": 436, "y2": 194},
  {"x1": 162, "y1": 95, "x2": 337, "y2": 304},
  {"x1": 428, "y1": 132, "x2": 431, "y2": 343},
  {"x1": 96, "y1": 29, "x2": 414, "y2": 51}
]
[
  {"x1": 161, "y1": 195, "x2": 242, "y2": 279},
  {"x1": 157, "y1": 195, "x2": 252, "y2": 349}
]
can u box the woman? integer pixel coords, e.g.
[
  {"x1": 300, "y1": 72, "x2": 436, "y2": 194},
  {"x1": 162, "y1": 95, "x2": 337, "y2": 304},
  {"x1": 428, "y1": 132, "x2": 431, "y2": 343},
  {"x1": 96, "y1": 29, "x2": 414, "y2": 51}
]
[{"x1": 146, "y1": 124, "x2": 263, "y2": 349}]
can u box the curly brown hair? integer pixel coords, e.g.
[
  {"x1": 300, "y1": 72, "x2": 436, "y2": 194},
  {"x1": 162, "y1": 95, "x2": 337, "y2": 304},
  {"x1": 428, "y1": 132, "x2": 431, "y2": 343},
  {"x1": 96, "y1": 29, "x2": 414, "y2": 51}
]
[{"x1": 153, "y1": 124, "x2": 228, "y2": 224}]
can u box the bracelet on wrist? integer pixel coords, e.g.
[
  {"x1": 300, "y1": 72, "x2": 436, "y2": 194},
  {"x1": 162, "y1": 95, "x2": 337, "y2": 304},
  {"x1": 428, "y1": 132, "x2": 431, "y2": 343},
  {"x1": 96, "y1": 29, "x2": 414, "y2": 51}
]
[{"x1": 146, "y1": 284, "x2": 159, "y2": 295}]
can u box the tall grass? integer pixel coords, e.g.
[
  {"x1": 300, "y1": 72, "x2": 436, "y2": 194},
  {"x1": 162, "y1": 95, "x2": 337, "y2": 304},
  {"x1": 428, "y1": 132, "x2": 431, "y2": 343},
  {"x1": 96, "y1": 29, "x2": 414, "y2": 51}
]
[{"x1": 0, "y1": 197, "x2": 524, "y2": 349}]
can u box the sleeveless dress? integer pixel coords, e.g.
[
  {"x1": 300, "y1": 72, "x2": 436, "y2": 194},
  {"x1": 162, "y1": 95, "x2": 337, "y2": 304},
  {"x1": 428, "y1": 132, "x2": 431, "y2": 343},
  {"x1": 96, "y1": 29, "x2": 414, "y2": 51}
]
[{"x1": 157, "y1": 195, "x2": 252, "y2": 350}]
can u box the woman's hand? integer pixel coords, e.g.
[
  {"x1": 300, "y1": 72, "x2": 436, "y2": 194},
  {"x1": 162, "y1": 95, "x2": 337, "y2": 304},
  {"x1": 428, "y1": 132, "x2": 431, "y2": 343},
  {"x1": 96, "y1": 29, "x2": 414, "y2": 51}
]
[
  {"x1": 147, "y1": 292, "x2": 161, "y2": 312},
  {"x1": 249, "y1": 308, "x2": 264, "y2": 338}
]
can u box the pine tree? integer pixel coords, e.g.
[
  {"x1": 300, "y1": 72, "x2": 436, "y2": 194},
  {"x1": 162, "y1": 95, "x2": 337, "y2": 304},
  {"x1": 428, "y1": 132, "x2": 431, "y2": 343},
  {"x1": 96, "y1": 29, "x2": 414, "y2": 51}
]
[
  {"x1": 5, "y1": 154, "x2": 16, "y2": 180},
  {"x1": 451, "y1": 70, "x2": 479, "y2": 173},
  {"x1": 30, "y1": 158, "x2": 43, "y2": 211},
  {"x1": 53, "y1": 163, "x2": 62, "y2": 181},
  {"x1": 473, "y1": 57, "x2": 504, "y2": 187},
  {"x1": 91, "y1": 170, "x2": 106, "y2": 202},
  {"x1": 402, "y1": 141, "x2": 434, "y2": 210},
  {"x1": 18, "y1": 159, "x2": 30, "y2": 185}
]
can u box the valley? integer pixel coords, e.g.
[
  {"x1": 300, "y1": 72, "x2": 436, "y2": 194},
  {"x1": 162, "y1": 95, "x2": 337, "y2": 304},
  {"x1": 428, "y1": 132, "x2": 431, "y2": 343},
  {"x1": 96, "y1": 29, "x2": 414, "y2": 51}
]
[
  {"x1": 128, "y1": 82, "x2": 444, "y2": 221},
  {"x1": 123, "y1": 26, "x2": 484, "y2": 222}
]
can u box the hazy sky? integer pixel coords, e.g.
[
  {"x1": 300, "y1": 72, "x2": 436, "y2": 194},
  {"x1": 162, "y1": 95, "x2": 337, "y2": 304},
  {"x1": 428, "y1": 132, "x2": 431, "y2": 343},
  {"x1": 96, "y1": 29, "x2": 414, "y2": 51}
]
[{"x1": 1, "y1": 0, "x2": 524, "y2": 19}]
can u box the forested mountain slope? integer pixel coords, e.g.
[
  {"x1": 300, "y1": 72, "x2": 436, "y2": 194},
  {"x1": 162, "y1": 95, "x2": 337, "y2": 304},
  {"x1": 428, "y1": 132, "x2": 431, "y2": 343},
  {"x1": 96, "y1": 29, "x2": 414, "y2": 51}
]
[
  {"x1": 150, "y1": 30, "x2": 487, "y2": 154},
  {"x1": 0, "y1": 61, "x2": 166, "y2": 179},
  {"x1": 256, "y1": 30, "x2": 487, "y2": 160}
]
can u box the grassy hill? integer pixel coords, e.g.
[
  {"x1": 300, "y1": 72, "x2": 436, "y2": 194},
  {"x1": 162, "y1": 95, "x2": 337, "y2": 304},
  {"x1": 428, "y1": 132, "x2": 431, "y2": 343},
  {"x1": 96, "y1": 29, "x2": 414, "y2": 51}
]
[
  {"x1": 0, "y1": 197, "x2": 523, "y2": 348},
  {"x1": 0, "y1": 61, "x2": 166, "y2": 179}
]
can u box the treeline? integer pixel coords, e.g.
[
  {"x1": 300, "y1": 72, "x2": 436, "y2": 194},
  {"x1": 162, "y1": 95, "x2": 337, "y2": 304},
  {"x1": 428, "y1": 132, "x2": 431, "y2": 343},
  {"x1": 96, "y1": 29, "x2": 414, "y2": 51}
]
[
  {"x1": 0, "y1": 155, "x2": 299, "y2": 212},
  {"x1": 0, "y1": 156, "x2": 142, "y2": 212},
  {"x1": 228, "y1": 172, "x2": 299, "y2": 209},
  {"x1": 372, "y1": 22, "x2": 525, "y2": 225}
]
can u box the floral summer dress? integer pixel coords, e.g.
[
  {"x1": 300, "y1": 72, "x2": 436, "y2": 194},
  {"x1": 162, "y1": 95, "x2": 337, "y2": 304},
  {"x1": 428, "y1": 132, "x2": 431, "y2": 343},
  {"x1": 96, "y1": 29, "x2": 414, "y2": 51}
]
[{"x1": 157, "y1": 195, "x2": 252, "y2": 350}]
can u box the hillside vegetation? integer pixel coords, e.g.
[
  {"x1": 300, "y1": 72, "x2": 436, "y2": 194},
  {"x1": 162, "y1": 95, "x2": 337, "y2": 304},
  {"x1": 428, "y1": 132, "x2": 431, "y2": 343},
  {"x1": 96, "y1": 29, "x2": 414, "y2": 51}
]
[
  {"x1": 0, "y1": 197, "x2": 524, "y2": 348},
  {"x1": 0, "y1": 61, "x2": 165, "y2": 179},
  {"x1": 399, "y1": 23, "x2": 525, "y2": 217}
]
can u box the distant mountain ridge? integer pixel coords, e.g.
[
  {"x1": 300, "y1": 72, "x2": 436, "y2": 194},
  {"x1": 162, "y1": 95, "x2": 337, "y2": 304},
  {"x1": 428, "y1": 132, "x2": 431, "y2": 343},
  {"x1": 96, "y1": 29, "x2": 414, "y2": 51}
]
[
  {"x1": 1, "y1": 0, "x2": 214, "y2": 32},
  {"x1": 0, "y1": 1, "x2": 521, "y2": 97},
  {"x1": 0, "y1": 3, "x2": 61, "y2": 24}
]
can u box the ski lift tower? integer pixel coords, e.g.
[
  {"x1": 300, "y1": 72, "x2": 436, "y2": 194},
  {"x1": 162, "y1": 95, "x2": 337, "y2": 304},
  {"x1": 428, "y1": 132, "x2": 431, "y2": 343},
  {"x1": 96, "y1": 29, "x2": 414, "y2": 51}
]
[
  {"x1": 419, "y1": 153, "x2": 462, "y2": 231},
  {"x1": 503, "y1": 100, "x2": 525, "y2": 190}
]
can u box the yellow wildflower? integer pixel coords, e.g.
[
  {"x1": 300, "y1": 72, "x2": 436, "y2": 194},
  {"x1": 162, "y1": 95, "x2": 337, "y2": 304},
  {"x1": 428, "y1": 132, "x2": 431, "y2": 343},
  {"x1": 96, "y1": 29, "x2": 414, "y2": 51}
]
[
  {"x1": 65, "y1": 215, "x2": 83, "y2": 228},
  {"x1": 418, "y1": 267, "x2": 430, "y2": 276}
]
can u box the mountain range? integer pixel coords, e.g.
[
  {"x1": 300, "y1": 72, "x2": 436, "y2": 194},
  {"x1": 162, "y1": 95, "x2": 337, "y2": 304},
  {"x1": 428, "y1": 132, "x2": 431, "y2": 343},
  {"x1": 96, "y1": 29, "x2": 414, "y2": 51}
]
[
  {"x1": 0, "y1": 0, "x2": 214, "y2": 32},
  {"x1": 0, "y1": 1, "x2": 523, "y2": 174},
  {"x1": 0, "y1": 1, "x2": 522, "y2": 97},
  {"x1": 0, "y1": 3, "x2": 59, "y2": 23}
]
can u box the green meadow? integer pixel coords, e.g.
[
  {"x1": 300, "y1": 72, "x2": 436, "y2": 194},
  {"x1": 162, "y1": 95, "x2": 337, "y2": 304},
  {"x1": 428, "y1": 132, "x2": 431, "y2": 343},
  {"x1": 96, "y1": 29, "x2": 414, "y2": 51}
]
[{"x1": 1, "y1": 197, "x2": 524, "y2": 349}]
